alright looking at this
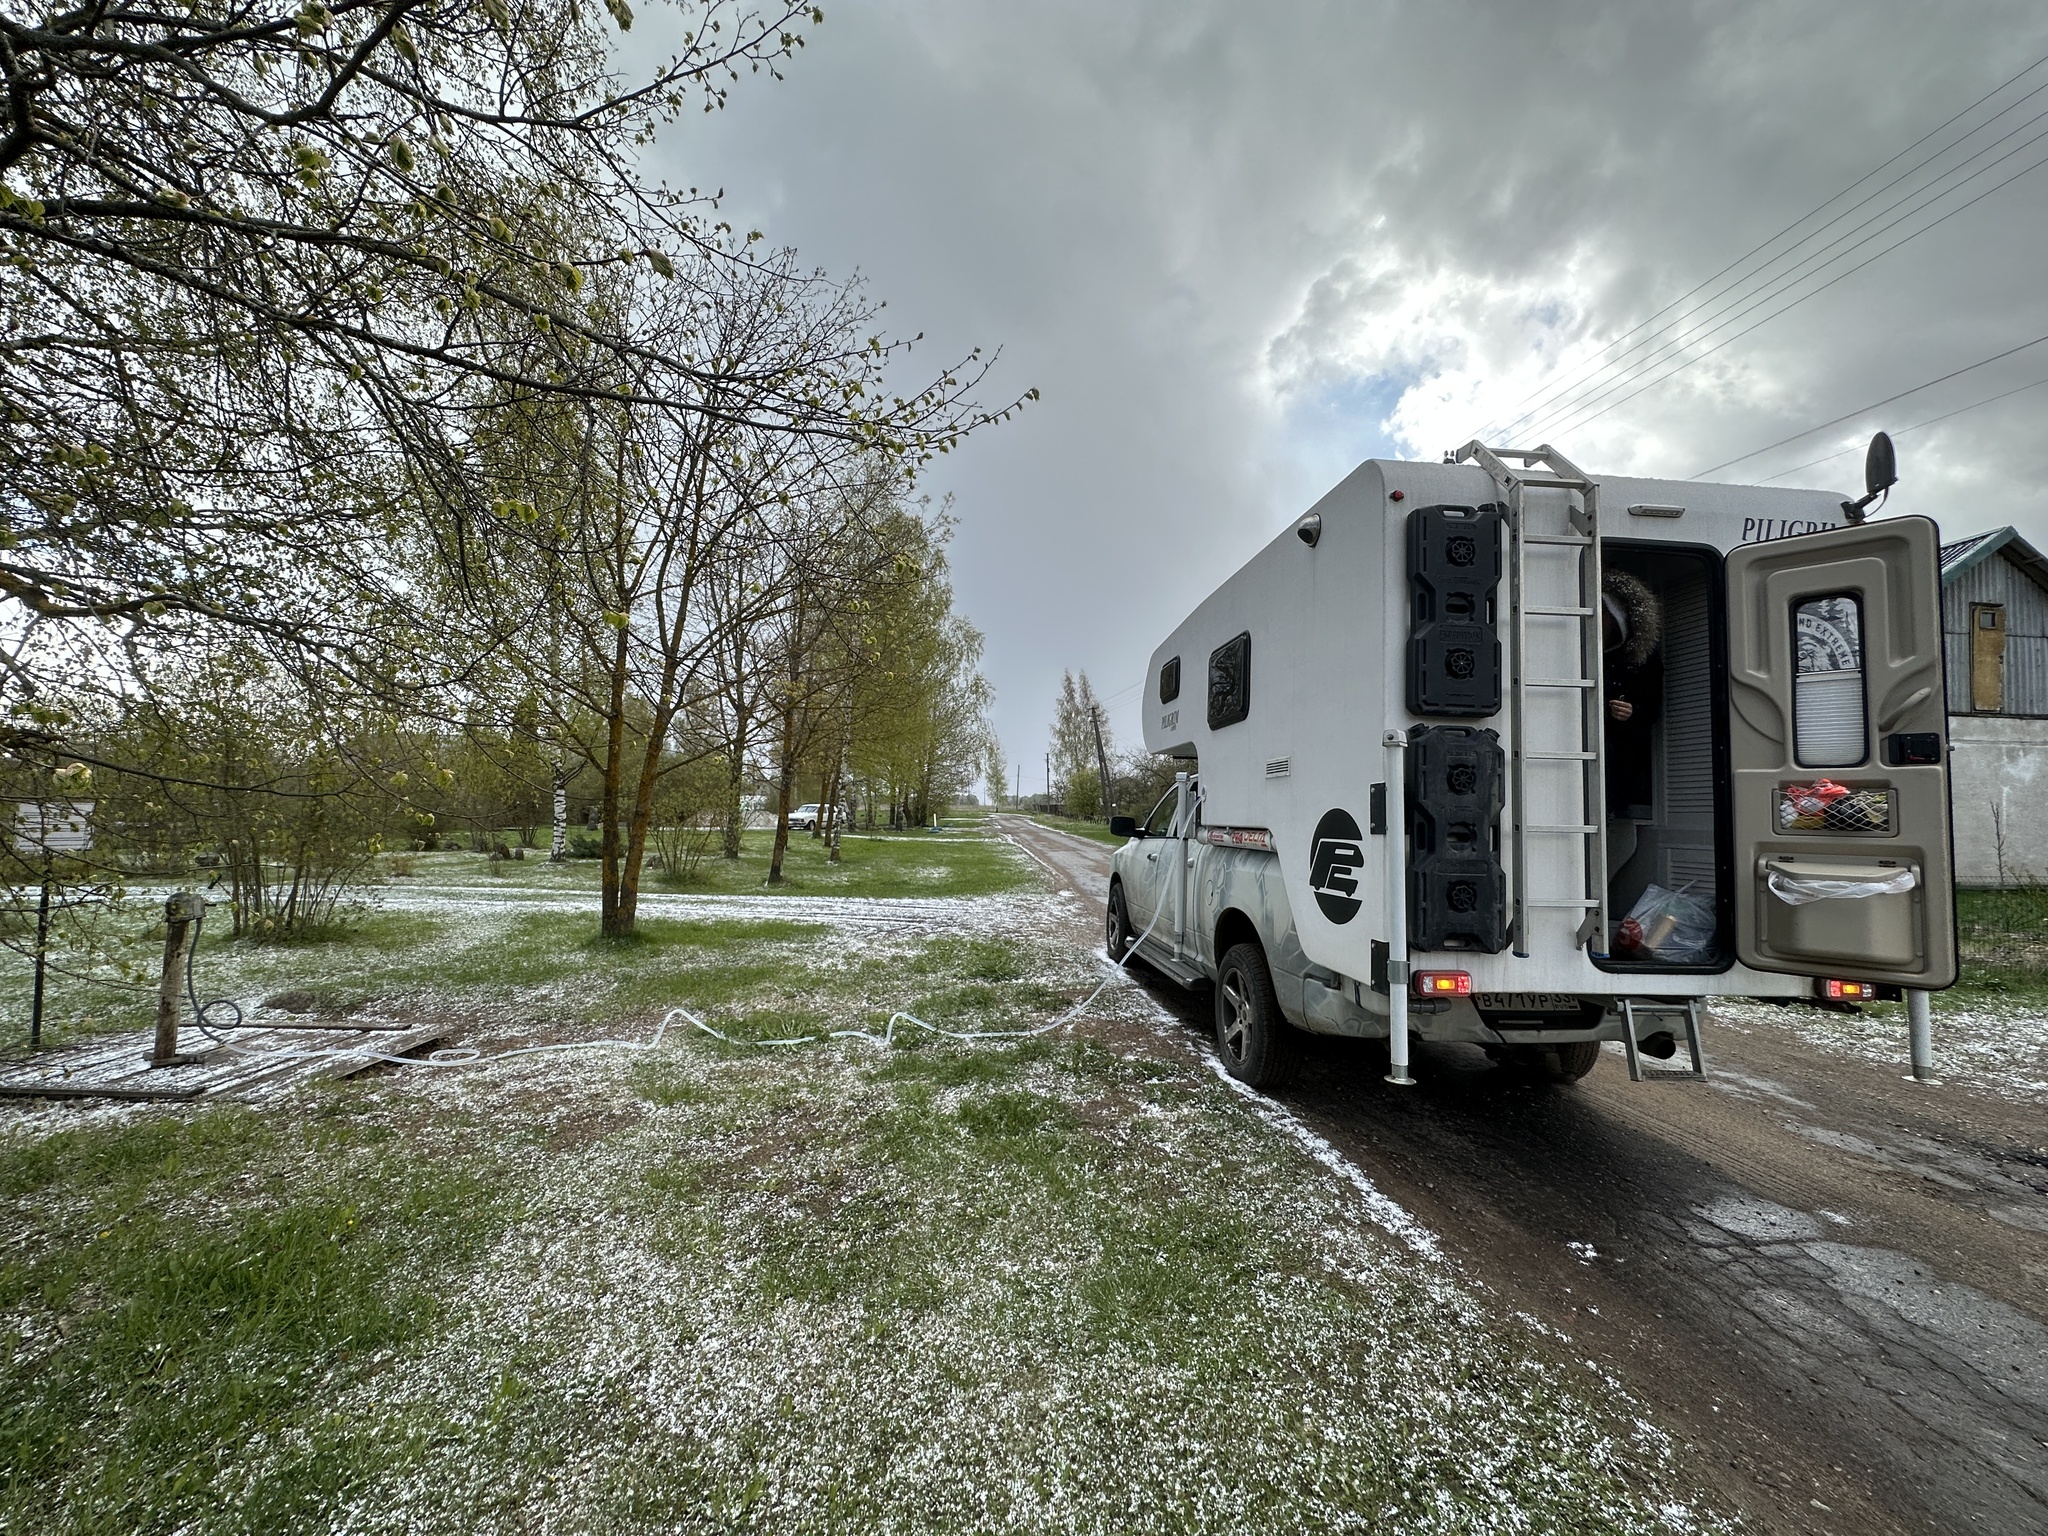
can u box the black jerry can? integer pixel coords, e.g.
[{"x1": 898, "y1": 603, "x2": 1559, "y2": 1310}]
[
  {"x1": 1407, "y1": 505, "x2": 1503, "y2": 717},
  {"x1": 1406, "y1": 724, "x2": 1508, "y2": 952}
]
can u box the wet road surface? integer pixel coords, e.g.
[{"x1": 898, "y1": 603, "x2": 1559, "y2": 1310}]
[{"x1": 999, "y1": 815, "x2": 2048, "y2": 1536}]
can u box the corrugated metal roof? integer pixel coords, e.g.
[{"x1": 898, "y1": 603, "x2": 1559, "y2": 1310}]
[
  {"x1": 1941, "y1": 529, "x2": 2000, "y2": 572},
  {"x1": 1939, "y1": 525, "x2": 2048, "y2": 597}
]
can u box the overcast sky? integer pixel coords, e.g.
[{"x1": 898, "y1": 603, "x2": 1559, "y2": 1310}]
[{"x1": 645, "y1": 0, "x2": 2048, "y2": 793}]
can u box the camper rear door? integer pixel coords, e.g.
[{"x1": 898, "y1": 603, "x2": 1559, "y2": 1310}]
[{"x1": 1724, "y1": 516, "x2": 1957, "y2": 988}]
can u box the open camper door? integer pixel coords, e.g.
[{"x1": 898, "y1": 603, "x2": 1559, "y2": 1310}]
[{"x1": 1725, "y1": 517, "x2": 1956, "y2": 988}]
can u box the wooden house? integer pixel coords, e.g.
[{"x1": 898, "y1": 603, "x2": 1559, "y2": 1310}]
[{"x1": 1941, "y1": 527, "x2": 2048, "y2": 884}]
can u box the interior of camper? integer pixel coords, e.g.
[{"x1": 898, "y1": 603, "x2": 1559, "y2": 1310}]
[{"x1": 1600, "y1": 542, "x2": 1732, "y2": 971}]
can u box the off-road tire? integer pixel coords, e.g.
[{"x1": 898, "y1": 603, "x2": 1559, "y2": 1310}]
[
  {"x1": 1106, "y1": 883, "x2": 1134, "y2": 965},
  {"x1": 1214, "y1": 941, "x2": 1299, "y2": 1090},
  {"x1": 1550, "y1": 1041, "x2": 1601, "y2": 1080},
  {"x1": 1507, "y1": 1041, "x2": 1601, "y2": 1082}
]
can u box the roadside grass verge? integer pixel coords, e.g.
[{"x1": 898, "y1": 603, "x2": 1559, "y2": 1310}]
[
  {"x1": 1719, "y1": 973, "x2": 2048, "y2": 1103},
  {"x1": 1028, "y1": 815, "x2": 1126, "y2": 846},
  {"x1": 0, "y1": 898, "x2": 1719, "y2": 1534}
]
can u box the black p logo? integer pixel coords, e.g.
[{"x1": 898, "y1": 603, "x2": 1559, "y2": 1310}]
[{"x1": 1309, "y1": 808, "x2": 1365, "y2": 924}]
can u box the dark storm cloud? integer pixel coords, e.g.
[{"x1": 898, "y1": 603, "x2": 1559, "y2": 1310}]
[{"x1": 643, "y1": 0, "x2": 2048, "y2": 778}]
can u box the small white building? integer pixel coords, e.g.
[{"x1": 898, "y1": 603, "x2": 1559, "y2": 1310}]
[{"x1": 1941, "y1": 527, "x2": 2048, "y2": 885}]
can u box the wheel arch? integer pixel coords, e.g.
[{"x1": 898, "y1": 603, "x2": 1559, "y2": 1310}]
[{"x1": 1213, "y1": 906, "x2": 1262, "y2": 964}]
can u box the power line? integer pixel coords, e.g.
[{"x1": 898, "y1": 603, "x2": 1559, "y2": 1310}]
[
  {"x1": 1690, "y1": 331, "x2": 2048, "y2": 478},
  {"x1": 1535, "y1": 112, "x2": 2048, "y2": 438},
  {"x1": 1537, "y1": 139, "x2": 2048, "y2": 441},
  {"x1": 1484, "y1": 51, "x2": 2048, "y2": 440},
  {"x1": 1477, "y1": 48, "x2": 2048, "y2": 442},
  {"x1": 1757, "y1": 373, "x2": 2048, "y2": 484},
  {"x1": 1536, "y1": 107, "x2": 2048, "y2": 438}
]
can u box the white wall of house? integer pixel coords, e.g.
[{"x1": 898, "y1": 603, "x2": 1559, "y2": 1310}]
[{"x1": 1949, "y1": 715, "x2": 2048, "y2": 885}]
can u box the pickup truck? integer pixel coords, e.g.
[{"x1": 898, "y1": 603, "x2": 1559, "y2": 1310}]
[
  {"x1": 1106, "y1": 772, "x2": 1320, "y2": 1090},
  {"x1": 1106, "y1": 770, "x2": 1615, "y2": 1092},
  {"x1": 1108, "y1": 447, "x2": 1957, "y2": 1097}
]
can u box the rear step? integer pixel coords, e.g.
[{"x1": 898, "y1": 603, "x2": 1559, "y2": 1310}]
[{"x1": 1619, "y1": 997, "x2": 1706, "y2": 1081}]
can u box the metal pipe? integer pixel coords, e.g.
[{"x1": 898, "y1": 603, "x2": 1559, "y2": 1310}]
[
  {"x1": 1383, "y1": 730, "x2": 1415, "y2": 1087},
  {"x1": 1908, "y1": 989, "x2": 1937, "y2": 1083},
  {"x1": 1171, "y1": 770, "x2": 1189, "y2": 960},
  {"x1": 30, "y1": 859, "x2": 51, "y2": 1049},
  {"x1": 1508, "y1": 486, "x2": 1529, "y2": 957}
]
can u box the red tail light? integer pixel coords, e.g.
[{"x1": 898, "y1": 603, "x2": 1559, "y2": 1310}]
[
  {"x1": 1821, "y1": 978, "x2": 1874, "y2": 1001},
  {"x1": 1413, "y1": 970, "x2": 1472, "y2": 997}
]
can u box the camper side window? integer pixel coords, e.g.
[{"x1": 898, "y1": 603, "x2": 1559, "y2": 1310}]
[
  {"x1": 1208, "y1": 632, "x2": 1251, "y2": 729},
  {"x1": 1159, "y1": 656, "x2": 1181, "y2": 704},
  {"x1": 1792, "y1": 594, "x2": 1867, "y2": 767}
]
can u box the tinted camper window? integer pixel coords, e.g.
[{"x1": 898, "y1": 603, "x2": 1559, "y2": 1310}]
[
  {"x1": 1159, "y1": 656, "x2": 1181, "y2": 703},
  {"x1": 1208, "y1": 632, "x2": 1251, "y2": 729}
]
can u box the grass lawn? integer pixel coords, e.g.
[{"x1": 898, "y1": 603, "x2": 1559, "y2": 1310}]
[
  {"x1": 0, "y1": 830, "x2": 1032, "y2": 1054},
  {"x1": 396, "y1": 825, "x2": 1029, "y2": 901},
  {"x1": 0, "y1": 877, "x2": 1718, "y2": 1531}
]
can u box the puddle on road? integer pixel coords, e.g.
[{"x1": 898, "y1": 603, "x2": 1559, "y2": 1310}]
[{"x1": 1683, "y1": 1189, "x2": 2048, "y2": 1528}]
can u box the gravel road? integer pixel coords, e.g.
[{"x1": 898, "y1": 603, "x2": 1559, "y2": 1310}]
[{"x1": 999, "y1": 814, "x2": 2048, "y2": 1536}]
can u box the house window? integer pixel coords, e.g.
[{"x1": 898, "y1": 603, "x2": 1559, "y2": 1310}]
[
  {"x1": 1793, "y1": 594, "x2": 1866, "y2": 767},
  {"x1": 1207, "y1": 632, "x2": 1251, "y2": 730},
  {"x1": 1970, "y1": 603, "x2": 2006, "y2": 713}
]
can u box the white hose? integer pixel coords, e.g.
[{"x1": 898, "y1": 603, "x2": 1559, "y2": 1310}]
[
  {"x1": 623, "y1": 889, "x2": 1168, "y2": 1055},
  {"x1": 200, "y1": 887, "x2": 1168, "y2": 1071}
]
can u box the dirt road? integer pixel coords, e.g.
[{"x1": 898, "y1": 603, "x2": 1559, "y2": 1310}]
[{"x1": 1000, "y1": 815, "x2": 2048, "y2": 1536}]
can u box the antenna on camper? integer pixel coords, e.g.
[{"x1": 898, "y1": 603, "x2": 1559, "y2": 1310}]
[{"x1": 1842, "y1": 431, "x2": 1897, "y2": 524}]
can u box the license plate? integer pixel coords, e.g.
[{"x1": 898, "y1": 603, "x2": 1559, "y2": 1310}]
[{"x1": 1474, "y1": 992, "x2": 1583, "y2": 1013}]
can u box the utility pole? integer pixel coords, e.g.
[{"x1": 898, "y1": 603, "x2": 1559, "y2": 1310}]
[
  {"x1": 1090, "y1": 704, "x2": 1114, "y2": 822},
  {"x1": 1012, "y1": 763, "x2": 1019, "y2": 807}
]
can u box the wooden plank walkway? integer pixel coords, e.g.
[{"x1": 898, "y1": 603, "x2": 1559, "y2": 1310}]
[{"x1": 0, "y1": 1022, "x2": 449, "y2": 1104}]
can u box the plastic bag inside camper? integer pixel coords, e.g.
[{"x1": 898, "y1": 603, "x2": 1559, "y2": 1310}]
[
  {"x1": 1615, "y1": 883, "x2": 1716, "y2": 963},
  {"x1": 1764, "y1": 865, "x2": 1918, "y2": 906}
]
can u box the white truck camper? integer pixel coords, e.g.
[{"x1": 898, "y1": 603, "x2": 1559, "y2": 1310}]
[{"x1": 1105, "y1": 441, "x2": 1957, "y2": 1090}]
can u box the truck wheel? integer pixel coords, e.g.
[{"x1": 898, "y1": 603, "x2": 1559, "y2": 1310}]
[
  {"x1": 1507, "y1": 1041, "x2": 1600, "y2": 1082},
  {"x1": 1106, "y1": 883, "x2": 1133, "y2": 964},
  {"x1": 1550, "y1": 1041, "x2": 1601, "y2": 1081},
  {"x1": 1215, "y1": 942, "x2": 1298, "y2": 1090}
]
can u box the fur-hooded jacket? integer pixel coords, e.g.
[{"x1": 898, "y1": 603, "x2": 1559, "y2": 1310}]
[{"x1": 1601, "y1": 567, "x2": 1663, "y2": 669}]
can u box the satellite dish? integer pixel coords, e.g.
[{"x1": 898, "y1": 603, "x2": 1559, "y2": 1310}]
[
  {"x1": 1843, "y1": 431, "x2": 1898, "y2": 524},
  {"x1": 1865, "y1": 431, "x2": 1897, "y2": 498}
]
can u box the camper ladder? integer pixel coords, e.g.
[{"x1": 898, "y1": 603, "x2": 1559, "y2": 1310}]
[
  {"x1": 1452, "y1": 442, "x2": 1609, "y2": 959},
  {"x1": 1619, "y1": 997, "x2": 1706, "y2": 1081}
]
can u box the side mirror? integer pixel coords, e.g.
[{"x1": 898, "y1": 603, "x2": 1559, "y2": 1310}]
[
  {"x1": 1843, "y1": 431, "x2": 1897, "y2": 524},
  {"x1": 1109, "y1": 815, "x2": 1139, "y2": 839}
]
